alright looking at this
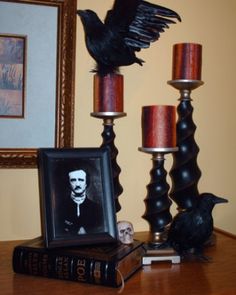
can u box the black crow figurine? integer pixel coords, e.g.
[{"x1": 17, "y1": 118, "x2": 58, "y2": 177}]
[
  {"x1": 77, "y1": 0, "x2": 181, "y2": 75},
  {"x1": 165, "y1": 193, "x2": 228, "y2": 261}
]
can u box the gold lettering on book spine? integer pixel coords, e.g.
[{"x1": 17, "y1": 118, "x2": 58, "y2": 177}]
[
  {"x1": 56, "y1": 256, "x2": 70, "y2": 279},
  {"x1": 28, "y1": 252, "x2": 39, "y2": 275},
  {"x1": 76, "y1": 258, "x2": 86, "y2": 281},
  {"x1": 41, "y1": 254, "x2": 49, "y2": 276}
]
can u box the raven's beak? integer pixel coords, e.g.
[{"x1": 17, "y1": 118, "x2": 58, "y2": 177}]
[
  {"x1": 77, "y1": 10, "x2": 83, "y2": 17},
  {"x1": 77, "y1": 10, "x2": 88, "y2": 18},
  {"x1": 77, "y1": 9, "x2": 91, "y2": 20},
  {"x1": 213, "y1": 196, "x2": 228, "y2": 204}
]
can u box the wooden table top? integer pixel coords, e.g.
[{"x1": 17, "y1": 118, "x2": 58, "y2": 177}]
[{"x1": 1, "y1": 230, "x2": 236, "y2": 295}]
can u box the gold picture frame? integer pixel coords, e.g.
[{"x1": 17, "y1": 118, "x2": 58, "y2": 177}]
[{"x1": 0, "y1": 0, "x2": 77, "y2": 168}]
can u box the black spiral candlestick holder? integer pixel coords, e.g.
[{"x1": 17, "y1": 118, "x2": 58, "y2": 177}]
[
  {"x1": 139, "y1": 105, "x2": 181, "y2": 264},
  {"x1": 91, "y1": 112, "x2": 126, "y2": 212},
  {"x1": 139, "y1": 147, "x2": 180, "y2": 264},
  {"x1": 92, "y1": 73, "x2": 126, "y2": 213},
  {"x1": 168, "y1": 79, "x2": 204, "y2": 210},
  {"x1": 139, "y1": 147, "x2": 178, "y2": 245}
]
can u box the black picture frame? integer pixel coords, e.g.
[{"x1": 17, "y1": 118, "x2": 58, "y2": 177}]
[{"x1": 38, "y1": 147, "x2": 118, "y2": 248}]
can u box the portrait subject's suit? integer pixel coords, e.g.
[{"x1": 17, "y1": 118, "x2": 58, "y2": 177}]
[{"x1": 61, "y1": 196, "x2": 103, "y2": 235}]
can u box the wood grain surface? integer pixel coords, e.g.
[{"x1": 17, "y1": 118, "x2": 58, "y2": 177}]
[{"x1": 1, "y1": 230, "x2": 236, "y2": 295}]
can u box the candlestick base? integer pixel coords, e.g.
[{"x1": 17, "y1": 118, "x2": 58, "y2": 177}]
[{"x1": 142, "y1": 244, "x2": 181, "y2": 265}]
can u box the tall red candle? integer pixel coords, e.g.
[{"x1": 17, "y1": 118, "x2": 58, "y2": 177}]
[
  {"x1": 172, "y1": 43, "x2": 202, "y2": 80},
  {"x1": 93, "y1": 73, "x2": 123, "y2": 113},
  {"x1": 142, "y1": 105, "x2": 176, "y2": 148}
]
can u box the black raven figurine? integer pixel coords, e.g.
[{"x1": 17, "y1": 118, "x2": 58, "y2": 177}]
[
  {"x1": 77, "y1": 0, "x2": 181, "y2": 75},
  {"x1": 165, "y1": 193, "x2": 228, "y2": 261}
]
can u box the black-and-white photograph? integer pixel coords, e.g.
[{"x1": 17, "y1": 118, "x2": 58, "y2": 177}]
[{"x1": 38, "y1": 147, "x2": 117, "y2": 248}]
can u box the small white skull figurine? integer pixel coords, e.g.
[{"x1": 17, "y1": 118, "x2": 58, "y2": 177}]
[{"x1": 117, "y1": 221, "x2": 134, "y2": 244}]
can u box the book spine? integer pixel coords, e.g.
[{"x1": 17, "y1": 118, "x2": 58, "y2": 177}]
[{"x1": 12, "y1": 247, "x2": 118, "y2": 287}]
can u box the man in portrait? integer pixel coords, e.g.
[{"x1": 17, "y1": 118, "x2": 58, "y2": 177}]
[{"x1": 59, "y1": 168, "x2": 104, "y2": 235}]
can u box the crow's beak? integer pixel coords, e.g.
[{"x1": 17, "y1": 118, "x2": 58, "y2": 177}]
[
  {"x1": 77, "y1": 10, "x2": 88, "y2": 18},
  {"x1": 77, "y1": 9, "x2": 90, "y2": 20},
  {"x1": 213, "y1": 196, "x2": 228, "y2": 204},
  {"x1": 77, "y1": 10, "x2": 83, "y2": 17}
]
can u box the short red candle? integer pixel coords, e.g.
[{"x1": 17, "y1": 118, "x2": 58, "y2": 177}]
[
  {"x1": 142, "y1": 105, "x2": 176, "y2": 148},
  {"x1": 93, "y1": 73, "x2": 123, "y2": 113},
  {"x1": 172, "y1": 43, "x2": 202, "y2": 80}
]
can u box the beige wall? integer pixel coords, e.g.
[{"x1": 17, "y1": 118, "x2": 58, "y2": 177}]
[{"x1": 0, "y1": 0, "x2": 235, "y2": 240}]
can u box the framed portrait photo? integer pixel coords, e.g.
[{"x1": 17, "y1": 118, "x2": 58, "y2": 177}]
[
  {"x1": 0, "y1": 0, "x2": 77, "y2": 168},
  {"x1": 38, "y1": 147, "x2": 118, "y2": 248}
]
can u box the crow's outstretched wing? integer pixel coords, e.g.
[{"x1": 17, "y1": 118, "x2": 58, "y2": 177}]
[
  {"x1": 105, "y1": 0, "x2": 140, "y2": 29},
  {"x1": 105, "y1": 0, "x2": 181, "y2": 52}
]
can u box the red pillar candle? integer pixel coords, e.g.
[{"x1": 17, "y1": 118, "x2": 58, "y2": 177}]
[
  {"x1": 142, "y1": 105, "x2": 176, "y2": 148},
  {"x1": 93, "y1": 73, "x2": 123, "y2": 113},
  {"x1": 172, "y1": 43, "x2": 202, "y2": 80}
]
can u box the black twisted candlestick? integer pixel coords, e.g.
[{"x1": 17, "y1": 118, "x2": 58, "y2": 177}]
[
  {"x1": 91, "y1": 112, "x2": 126, "y2": 213},
  {"x1": 139, "y1": 148, "x2": 178, "y2": 245},
  {"x1": 144, "y1": 154, "x2": 172, "y2": 244},
  {"x1": 168, "y1": 80, "x2": 203, "y2": 210},
  {"x1": 101, "y1": 118, "x2": 123, "y2": 212}
]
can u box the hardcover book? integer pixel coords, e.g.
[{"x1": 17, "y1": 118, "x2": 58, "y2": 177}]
[{"x1": 12, "y1": 237, "x2": 145, "y2": 288}]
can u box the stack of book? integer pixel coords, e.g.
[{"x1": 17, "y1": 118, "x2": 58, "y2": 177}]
[{"x1": 12, "y1": 237, "x2": 145, "y2": 288}]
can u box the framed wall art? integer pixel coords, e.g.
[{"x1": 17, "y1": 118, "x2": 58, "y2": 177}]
[
  {"x1": 0, "y1": 34, "x2": 26, "y2": 119},
  {"x1": 38, "y1": 147, "x2": 117, "y2": 248},
  {"x1": 0, "y1": 0, "x2": 77, "y2": 168}
]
